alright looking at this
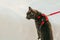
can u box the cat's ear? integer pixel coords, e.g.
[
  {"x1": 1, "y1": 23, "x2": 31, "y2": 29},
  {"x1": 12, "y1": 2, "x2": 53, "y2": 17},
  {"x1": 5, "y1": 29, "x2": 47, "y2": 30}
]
[
  {"x1": 29, "y1": 7, "x2": 32, "y2": 11},
  {"x1": 28, "y1": 7, "x2": 37, "y2": 13}
]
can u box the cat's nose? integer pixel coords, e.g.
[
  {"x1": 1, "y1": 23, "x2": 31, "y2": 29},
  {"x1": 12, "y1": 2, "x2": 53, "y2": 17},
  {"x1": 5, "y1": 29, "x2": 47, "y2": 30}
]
[{"x1": 26, "y1": 16, "x2": 30, "y2": 20}]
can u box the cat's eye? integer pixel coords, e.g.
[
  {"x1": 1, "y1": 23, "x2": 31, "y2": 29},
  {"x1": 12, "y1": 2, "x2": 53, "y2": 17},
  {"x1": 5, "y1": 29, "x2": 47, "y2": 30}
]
[{"x1": 31, "y1": 12, "x2": 34, "y2": 15}]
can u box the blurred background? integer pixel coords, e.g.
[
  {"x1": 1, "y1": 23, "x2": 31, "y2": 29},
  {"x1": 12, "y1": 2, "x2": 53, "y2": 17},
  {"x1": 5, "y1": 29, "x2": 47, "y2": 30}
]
[{"x1": 0, "y1": 0, "x2": 60, "y2": 40}]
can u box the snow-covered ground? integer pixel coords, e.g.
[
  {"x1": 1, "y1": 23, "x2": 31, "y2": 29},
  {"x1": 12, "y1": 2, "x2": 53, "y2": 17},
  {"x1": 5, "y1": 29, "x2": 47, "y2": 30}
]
[{"x1": 0, "y1": 0, "x2": 60, "y2": 40}]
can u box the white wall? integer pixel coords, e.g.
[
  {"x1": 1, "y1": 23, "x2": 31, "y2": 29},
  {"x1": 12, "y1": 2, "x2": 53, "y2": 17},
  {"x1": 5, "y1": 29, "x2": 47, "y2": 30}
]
[{"x1": 0, "y1": 0, "x2": 60, "y2": 40}]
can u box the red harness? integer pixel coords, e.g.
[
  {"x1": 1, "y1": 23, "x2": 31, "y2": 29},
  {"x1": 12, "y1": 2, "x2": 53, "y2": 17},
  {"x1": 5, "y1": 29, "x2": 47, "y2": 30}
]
[
  {"x1": 37, "y1": 11, "x2": 60, "y2": 26},
  {"x1": 37, "y1": 14, "x2": 48, "y2": 26}
]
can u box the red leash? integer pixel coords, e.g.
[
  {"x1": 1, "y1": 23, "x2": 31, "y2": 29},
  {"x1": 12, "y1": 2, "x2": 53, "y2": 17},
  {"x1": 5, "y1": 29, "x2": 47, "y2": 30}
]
[
  {"x1": 37, "y1": 11, "x2": 60, "y2": 26},
  {"x1": 47, "y1": 11, "x2": 60, "y2": 16}
]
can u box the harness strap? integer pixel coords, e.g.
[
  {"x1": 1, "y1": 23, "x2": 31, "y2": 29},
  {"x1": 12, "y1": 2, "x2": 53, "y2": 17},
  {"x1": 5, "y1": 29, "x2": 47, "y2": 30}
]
[
  {"x1": 42, "y1": 14, "x2": 48, "y2": 21},
  {"x1": 37, "y1": 14, "x2": 48, "y2": 26},
  {"x1": 37, "y1": 11, "x2": 60, "y2": 27}
]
